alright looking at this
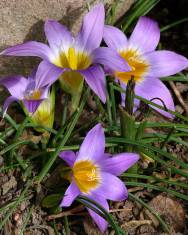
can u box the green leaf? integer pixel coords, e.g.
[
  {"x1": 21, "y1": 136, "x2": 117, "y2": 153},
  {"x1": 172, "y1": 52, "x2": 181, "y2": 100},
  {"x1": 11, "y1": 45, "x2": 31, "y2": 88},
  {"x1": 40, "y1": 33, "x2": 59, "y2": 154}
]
[{"x1": 42, "y1": 194, "x2": 62, "y2": 208}]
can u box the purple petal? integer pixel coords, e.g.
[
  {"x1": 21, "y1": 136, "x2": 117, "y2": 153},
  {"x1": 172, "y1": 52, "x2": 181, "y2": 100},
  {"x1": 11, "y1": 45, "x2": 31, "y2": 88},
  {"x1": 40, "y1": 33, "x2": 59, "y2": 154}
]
[
  {"x1": 87, "y1": 193, "x2": 109, "y2": 232},
  {"x1": 35, "y1": 61, "x2": 64, "y2": 89},
  {"x1": 0, "y1": 76, "x2": 27, "y2": 99},
  {"x1": 76, "y1": 124, "x2": 105, "y2": 162},
  {"x1": 59, "y1": 151, "x2": 76, "y2": 167},
  {"x1": 44, "y1": 19, "x2": 73, "y2": 52},
  {"x1": 41, "y1": 85, "x2": 51, "y2": 99},
  {"x1": 76, "y1": 4, "x2": 105, "y2": 52},
  {"x1": 103, "y1": 25, "x2": 128, "y2": 51},
  {"x1": 135, "y1": 77, "x2": 175, "y2": 118},
  {"x1": 2, "y1": 96, "x2": 19, "y2": 117},
  {"x1": 146, "y1": 50, "x2": 188, "y2": 77},
  {"x1": 129, "y1": 16, "x2": 160, "y2": 53},
  {"x1": 60, "y1": 181, "x2": 80, "y2": 207},
  {"x1": 23, "y1": 99, "x2": 43, "y2": 114},
  {"x1": 92, "y1": 47, "x2": 130, "y2": 72},
  {"x1": 80, "y1": 65, "x2": 106, "y2": 103},
  {"x1": 100, "y1": 153, "x2": 139, "y2": 176},
  {"x1": 95, "y1": 172, "x2": 128, "y2": 201},
  {"x1": 1, "y1": 41, "x2": 52, "y2": 61}
]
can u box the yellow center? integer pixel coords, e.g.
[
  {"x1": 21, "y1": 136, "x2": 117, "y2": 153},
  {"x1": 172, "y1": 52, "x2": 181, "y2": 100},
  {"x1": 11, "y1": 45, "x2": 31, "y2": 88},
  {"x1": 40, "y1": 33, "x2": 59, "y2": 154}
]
[
  {"x1": 25, "y1": 90, "x2": 41, "y2": 100},
  {"x1": 53, "y1": 47, "x2": 91, "y2": 70},
  {"x1": 116, "y1": 49, "x2": 149, "y2": 84},
  {"x1": 73, "y1": 160, "x2": 100, "y2": 194}
]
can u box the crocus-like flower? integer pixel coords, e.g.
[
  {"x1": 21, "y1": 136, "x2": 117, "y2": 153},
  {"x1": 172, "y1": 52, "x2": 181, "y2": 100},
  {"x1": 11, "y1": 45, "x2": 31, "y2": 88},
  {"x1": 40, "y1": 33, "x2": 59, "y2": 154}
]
[
  {"x1": 103, "y1": 16, "x2": 188, "y2": 118},
  {"x1": 1, "y1": 4, "x2": 130, "y2": 103},
  {"x1": 59, "y1": 124, "x2": 139, "y2": 232},
  {"x1": 30, "y1": 87, "x2": 55, "y2": 132},
  {"x1": 0, "y1": 61, "x2": 62, "y2": 115}
]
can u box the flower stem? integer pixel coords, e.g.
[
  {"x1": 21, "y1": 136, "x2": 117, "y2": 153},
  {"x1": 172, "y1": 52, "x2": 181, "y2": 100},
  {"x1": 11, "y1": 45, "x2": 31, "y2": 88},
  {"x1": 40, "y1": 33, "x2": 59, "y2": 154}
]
[
  {"x1": 35, "y1": 88, "x2": 90, "y2": 184},
  {"x1": 120, "y1": 78, "x2": 137, "y2": 174}
]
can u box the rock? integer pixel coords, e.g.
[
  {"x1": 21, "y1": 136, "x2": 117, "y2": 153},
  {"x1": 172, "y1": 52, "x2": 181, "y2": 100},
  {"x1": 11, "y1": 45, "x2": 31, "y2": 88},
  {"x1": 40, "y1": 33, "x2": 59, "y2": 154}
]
[
  {"x1": 143, "y1": 194, "x2": 185, "y2": 232},
  {"x1": 0, "y1": 0, "x2": 134, "y2": 77}
]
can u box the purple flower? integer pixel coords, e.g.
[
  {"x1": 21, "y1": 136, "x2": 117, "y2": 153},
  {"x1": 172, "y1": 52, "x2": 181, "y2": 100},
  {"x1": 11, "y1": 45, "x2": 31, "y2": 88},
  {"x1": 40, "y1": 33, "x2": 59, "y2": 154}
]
[
  {"x1": 103, "y1": 16, "x2": 188, "y2": 118},
  {"x1": 0, "y1": 61, "x2": 62, "y2": 115},
  {"x1": 1, "y1": 4, "x2": 130, "y2": 103},
  {"x1": 59, "y1": 124, "x2": 139, "y2": 232}
]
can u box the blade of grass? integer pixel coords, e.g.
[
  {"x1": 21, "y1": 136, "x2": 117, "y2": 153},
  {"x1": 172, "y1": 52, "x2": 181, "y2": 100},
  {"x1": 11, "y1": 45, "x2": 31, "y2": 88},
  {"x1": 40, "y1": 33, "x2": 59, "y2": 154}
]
[
  {"x1": 0, "y1": 180, "x2": 31, "y2": 230},
  {"x1": 122, "y1": 173, "x2": 188, "y2": 189},
  {"x1": 128, "y1": 193, "x2": 169, "y2": 233},
  {"x1": 36, "y1": 88, "x2": 90, "y2": 184},
  {"x1": 127, "y1": 181, "x2": 188, "y2": 201},
  {"x1": 161, "y1": 17, "x2": 188, "y2": 32}
]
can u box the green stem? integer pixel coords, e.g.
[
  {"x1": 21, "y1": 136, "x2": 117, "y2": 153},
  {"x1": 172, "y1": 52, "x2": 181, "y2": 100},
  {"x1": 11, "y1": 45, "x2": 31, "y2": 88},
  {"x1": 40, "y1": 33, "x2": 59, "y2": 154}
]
[
  {"x1": 9, "y1": 116, "x2": 30, "y2": 162},
  {"x1": 64, "y1": 216, "x2": 70, "y2": 235},
  {"x1": 36, "y1": 88, "x2": 90, "y2": 184}
]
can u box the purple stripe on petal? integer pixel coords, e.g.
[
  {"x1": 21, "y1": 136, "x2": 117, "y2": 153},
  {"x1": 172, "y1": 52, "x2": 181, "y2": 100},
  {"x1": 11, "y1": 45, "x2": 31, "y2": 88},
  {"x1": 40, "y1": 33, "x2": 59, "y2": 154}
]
[
  {"x1": 103, "y1": 25, "x2": 128, "y2": 51},
  {"x1": 1, "y1": 41, "x2": 52, "y2": 61},
  {"x1": 76, "y1": 124, "x2": 105, "y2": 162},
  {"x1": 59, "y1": 151, "x2": 76, "y2": 167},
  {"x1": 0, "y1": 76, "x2": 27, "y2": 99},
  {"x1": 92, "y1": 47, "x2": 130, "y2": 72},
  {"x1": 129, "y1": 16, "x2": 160, "y2": 53},
  {"x1": 2, "y1": 96, "x2": 19, "y2": 117},
  {"x1": 76, "y1": 4, "x2": 105, "y2": 52},
  {"x1": 95, "y1": 172, "x2": 128, "y2": 201},
  {"x1": 100, "y1": 153, "x2": 139, "y2": 176},
  {"x1": 80, "y1": 65, "x2": 106, "y2": 103},
  {"x1": 44, "y1": 19, "x2": 73, "y2": 52},
  {"x1": 135, "y1": 77, "x2": 175, "y2": 118},
  {"x1": 35, "y1": 61, "x2": 64, "y2": 89},
  {"x1": 60, "y1": 181, "x2": 80, "y2": 207},
  {"x1": 23, "y1": 99, "x2": 43, "y2": 114},
  {"x1": 146, "y1": 50, "x2": 188, "y2": 77},
  {"x1": 87, "y1": 193, "x2": 109, "y2": 232}
]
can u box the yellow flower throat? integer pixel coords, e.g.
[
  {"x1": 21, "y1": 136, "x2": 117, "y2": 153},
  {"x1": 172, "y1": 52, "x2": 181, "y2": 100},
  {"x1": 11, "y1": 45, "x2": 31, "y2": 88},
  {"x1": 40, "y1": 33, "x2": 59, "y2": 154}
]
[
  {"x1": 73, "y1": 160, "x2": 100, "y2": 194},
  {"x1": 53, "y1": 47, "x2": 91, "y2": 70},
  {"x1": 116, "y1": 49, "x2": 149, "y2": 84}
]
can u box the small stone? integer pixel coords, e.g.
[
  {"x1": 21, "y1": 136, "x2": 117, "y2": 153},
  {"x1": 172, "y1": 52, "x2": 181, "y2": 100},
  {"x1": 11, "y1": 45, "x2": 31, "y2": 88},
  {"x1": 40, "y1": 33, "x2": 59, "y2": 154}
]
[{"x1": 2, "y1": 176, "x2": 17, "y2": 195}]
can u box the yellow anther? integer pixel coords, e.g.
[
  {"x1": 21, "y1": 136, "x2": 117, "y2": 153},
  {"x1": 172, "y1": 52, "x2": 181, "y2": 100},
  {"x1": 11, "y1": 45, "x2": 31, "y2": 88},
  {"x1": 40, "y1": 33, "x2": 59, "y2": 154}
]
[{"x1": 68, "y1": 47, "x2": 77, "y2": 70}]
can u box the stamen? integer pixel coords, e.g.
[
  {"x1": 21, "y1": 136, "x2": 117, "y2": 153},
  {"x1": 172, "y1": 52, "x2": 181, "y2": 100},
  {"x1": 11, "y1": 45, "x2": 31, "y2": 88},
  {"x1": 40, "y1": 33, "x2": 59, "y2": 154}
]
[
  {"x1": 24, "y1": 89, "x2": 41, "y2": 100},
  {"x1": 73, "y1": 160, "x2": 100, "y2": 193},
  {"x1": 116, "y1": 49, "x2": 149, "y2": 84}
]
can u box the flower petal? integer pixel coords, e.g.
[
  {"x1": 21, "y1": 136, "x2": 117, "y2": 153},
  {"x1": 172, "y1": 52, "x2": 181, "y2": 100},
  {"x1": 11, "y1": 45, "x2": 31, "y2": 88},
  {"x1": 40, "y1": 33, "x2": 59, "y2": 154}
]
[
  {"x1": 2, "y1": 96, "x2": 19, "y2": 117},
  {"x1": 35, "y1": 61, "x2": 64, "y2": 89},
  {"x1": 1, "y1": 41, "x2": 52, "y2": 61},
  {"x1": 59, "y1": 151, "x2": 76, "y2": 167},
  {"x1": 0, "y1": 76, "x2": 27, "y2": 99},
  {"x1": 44, "y1": 19, "x2": 73, "y2": 53},
  {"x1": 87, "y1": 193, "x2": 109, "y2": 232},
  {"x1": 80, "y1": 65, "x2": 106, "y2": 103},
  {"x1": 76, "y1": 124, "x2": 105, "y2": 162},
  {"x1": 92, "y1": 47, "x2": 130, "y2": 72},
  {"x1": 95, "y1": 172, "x2": 128, "y2": 201},
  {"x1": 129, "y1": 16, "x2": 160, "y2": 53},
  {"x1": 146, "y1": 50, "x2": 188, "y2": 77},
  {"x1": 136, "y1": 77, "x2": 175, "y2": 118},
  {"x1": 103, "y1": 25, "x2": 128, "y2": 51},
  {"x1": 101, "y1": 153, "x2": 139, "y2": 176},
  {"x1": 23, "y1": 99, "x2": 43, "y2": 114},
  {"x1": 60, "y1": 181, "x2": 80, "y2": 207},
  {"x1": 76, "y1": 4, "x2": 105, "y2": 52}
]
